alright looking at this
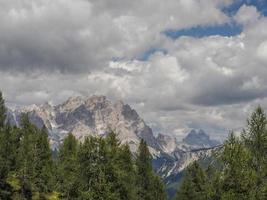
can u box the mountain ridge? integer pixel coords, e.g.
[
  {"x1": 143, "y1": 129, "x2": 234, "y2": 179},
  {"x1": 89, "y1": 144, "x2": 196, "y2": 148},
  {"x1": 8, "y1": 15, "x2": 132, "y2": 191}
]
[{"x1": 7, "y1": 95, "x2": 220, "y2": 179}]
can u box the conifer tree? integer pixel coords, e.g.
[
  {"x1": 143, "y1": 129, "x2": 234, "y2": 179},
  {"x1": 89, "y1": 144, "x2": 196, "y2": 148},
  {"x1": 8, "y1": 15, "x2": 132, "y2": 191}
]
[
  {"x1": 0, "y1": 92, "x2": 11, "y2": 199},
  {"x1": 17, "y1": 113, "x2": 39, "y2": 199},
  {"x1": 176, "y1": 161, "x2": 207, "y2": 200},
  {"x1": 220, "y1": 132, "x2": 256, "y2": 200},
  {"x1": 204, "y1": 165, "x2": 221, "y2": 200},
  {"x1": 77, "y1": 136, "x2": 119, "y2": 200},
  {"x1": 105, "y1": 132, "x2": 128, "y2": 199},
  {"x1": 116, "y1": 144, "x2": 137, "y2": 200},
  {"x1": 150, "y1": 175, "x2": 166, "y2": 200},
  {"x1": 57, "y1": 133, "x2": 79, "y2": 199},
  {"x1": 0, "y1": 91, "x2": 8, "y2": 186},
  {"x1": 241, "y1": 106, "x2": 267, "y2": 199},
  {"x1": 0, "y1": 91, "x2": 6, "y2": 129},
  {"x1": 136, "y1": 139, "x2": 165, "y2": 200},
  {"x1": 33, "y1": 126, "x2": 54, "y2": 195},
  {"x1": 136, "y1": 139, "x2": 153, "y2": 200}
]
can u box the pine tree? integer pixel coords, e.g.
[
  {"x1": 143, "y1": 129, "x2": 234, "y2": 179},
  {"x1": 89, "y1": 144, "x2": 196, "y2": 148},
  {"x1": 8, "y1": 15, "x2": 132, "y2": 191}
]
[
  {"x1": 241, "y1": 106, "x2": 267, "y2": 199},
  {"x1": 77, "y1": 136, "x2": 119, "y2": 200},
  {"x1": 136, "y1": 139, "x2": 153, "y2": 200},
  {"x1": 136, "y1": 139, "x2": 165, "y2": 200},
  {"x1": 105, "y1": 132, "x2": 126, "y2": 199},
  {"x1": 204, "y1": 165, "x2": 221, "y2": 200},
  {"x1": 0, "y1": 91, "x2": 6, "y2": 129},
  {"x1": 0, "y1": 92, "x2": 12, "y2": 199},
  {"x1": 6, "y1": 125, "x2": 21, "y2": 172},
  {"x1": 150, "y1": 175, "x2": 166, "y2": 200},
  {"x1": 57, "y1": 133, "x2": 79, "y2": 199},
  {"x1": 242, "y1": 106, "x2": 267, "y2": 169},
  {"x1": 220, "y1": 132, "x2": 256, "y2": 200},
  {"x1": 33, "y1": 126, "x2": 54, "y2": 195},
  {"x1": 0, "y1": 91, "x2": 8, "y2": 190},
  {"x1": 17, "y1": 113, "x2": 39, "y2": 199},
  {"x1": 116, "y1": 144, "x2": 137, "y2": 200},
  {"x1": 176, "y1": 161, "x2": 207, "y2": 200}
]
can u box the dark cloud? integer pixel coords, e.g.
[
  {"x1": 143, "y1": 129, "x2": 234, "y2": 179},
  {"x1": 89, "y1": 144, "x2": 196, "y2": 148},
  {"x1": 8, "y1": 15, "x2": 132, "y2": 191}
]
[{"x1": 0, "y1": 0, "x2": 229, "y2": 73}]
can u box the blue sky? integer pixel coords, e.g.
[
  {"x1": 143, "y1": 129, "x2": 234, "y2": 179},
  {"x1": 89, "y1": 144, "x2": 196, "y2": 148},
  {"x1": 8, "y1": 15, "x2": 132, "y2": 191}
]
[
  {"x1": 142, "y1": 0, "x2": 265, "y2": 62},
  {"x1": 164, "y1": 23, "x2": 243, "y2": 39},
  {"x1": 164, "y1": 0, "x2": 266, "y2": 40},
  {"x1": 222, "y1": 0, "x2": 267, "y2": 16}
]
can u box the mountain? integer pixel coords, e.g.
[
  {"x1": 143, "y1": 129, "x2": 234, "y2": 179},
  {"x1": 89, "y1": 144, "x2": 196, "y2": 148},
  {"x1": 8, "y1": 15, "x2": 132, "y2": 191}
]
[
  {"x1": 182, "y1": 129, "x2": 220, "y2": 149},
  {"x1": 7, "y1": 95, "x2": 220, "y2": 190},
  {"x1": 154, "y1": 132, "x2": 220, "y2": 179},
  {"x1": 8, "y1": 96, "x2": 160, "y2": 153}
]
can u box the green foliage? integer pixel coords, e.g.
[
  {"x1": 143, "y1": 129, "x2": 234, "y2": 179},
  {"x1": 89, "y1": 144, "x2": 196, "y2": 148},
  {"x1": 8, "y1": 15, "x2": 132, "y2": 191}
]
[
  {"x1": 136, "y1": 139, "x2": 166, "y2": 200},
  {"x1": 57, "y1": 133, "x2": 79, "y2": 199},
  {"x1": 33, "y1": 127, "x2": 54, "y2": 193},
  {"x1": 0, "y1": 91, "x2": 6, "y2": 128},
  {"x1": 105, "y1": 132, "x2": 137, "y2": 200},
  {"x1": 176, "y1": 106, "x2": 267, "y2": 200},
  {"x1": 176, "y1": 161, "x2": 207, "y2": 200},
  {"x1": 0, "y1": 91, "x2": 167, "y2": 199},
  {"x1": 77, "y1": 136, "x2": 111, "y2": 199}
]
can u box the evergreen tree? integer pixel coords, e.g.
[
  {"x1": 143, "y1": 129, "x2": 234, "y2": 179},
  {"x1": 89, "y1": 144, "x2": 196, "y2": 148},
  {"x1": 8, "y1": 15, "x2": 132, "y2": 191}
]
[
  {"x1": 220, "y1": 132, "x2": 256, "y2": 200},
  {"x1": 176, "y1": 161, "x2": 207, "y2": 200},
  {"x1": 6, "y1": 125, "x2": 21, "y2": 172},
  {"x1": 204, "y1": 165, "x2": 221, "y2": 200},
  {"x1": 136, "y1": 139, "x2": 153, "y2": 200},
  {"x1": 0, "y1": 92, "x2": 12, "y2": 199},
  {"x1": 17, "y1": 113, "x2": 39, "y2": 199},
  {"x1": 57, "y1": 133, "x2": 79, "y2": 199},
  {"x1": 241, "y1": 106, "x2": 267, "y2": 199},
  {"x1": 0, "y1": 91, "x2": 6, "y2": 129},
  {"x1": 136, "y1": 139, "x2": 165, "y2": 200},
  {"x1": 77, "y1": 136, "x2": 119, "y2": 200},
  {"x1": 33, "y1": 126, "x2": 54, "y2": 195},
  {"x1": 150, "y1": 175, "x2": 166, "y2": 200},
  {"x1": 242, "y1": 106, "x2": 267, "y2": 170},
  {"x1": 105, "y1": 132, "x2": 126, "y2": 199},
  {"x1": 116, "y1": 144, "x2": 137, "y2": 200},
  {"x1": 0, "y1": 91, "x2": 7, "y2": 189}
]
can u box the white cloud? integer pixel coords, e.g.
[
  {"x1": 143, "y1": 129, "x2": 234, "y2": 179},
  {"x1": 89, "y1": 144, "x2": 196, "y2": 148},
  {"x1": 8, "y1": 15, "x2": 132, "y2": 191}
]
[
  {"x1": 0, "y1": 0, "x2": 230, "y2": 72},
  {"x1": 257, "y1": 40, "x2": 267, "y2": 63},
  {"x1": 1, "y1": 1, "x2": 267, "y2": 140},
  {"x1": 234, "y1": 5, "x2": 260, "y2": 25}
]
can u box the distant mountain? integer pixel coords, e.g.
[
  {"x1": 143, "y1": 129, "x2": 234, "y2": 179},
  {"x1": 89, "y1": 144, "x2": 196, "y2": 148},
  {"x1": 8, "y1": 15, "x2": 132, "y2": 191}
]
[
  {"x1": 7, "y1": 95, "x2": 221, "y2": 194},
  {"x1": 183, "y1": 129, "x2": 220, "y2": 149},
  {"x1": 157, "y1": 133, "x2": 177, "y2": 154}
]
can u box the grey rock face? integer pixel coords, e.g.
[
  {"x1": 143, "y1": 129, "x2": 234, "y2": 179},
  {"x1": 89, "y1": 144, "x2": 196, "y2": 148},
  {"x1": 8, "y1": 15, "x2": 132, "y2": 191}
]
[
  {"x1": 9, "y1": 96, "x2": 160, "y2": 153},
  {"x1": 7, "y1": 96, "x2": 221, "y2": 179},
  {"x1": 183, "y1": 129, "x2": 220, "y2": 149}
]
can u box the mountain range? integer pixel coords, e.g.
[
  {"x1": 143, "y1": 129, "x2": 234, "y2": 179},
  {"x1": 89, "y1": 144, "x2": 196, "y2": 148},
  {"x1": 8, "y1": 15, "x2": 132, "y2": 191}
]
[{"x1": 6, "y1": 95, "x2": 221, "y2": 195}]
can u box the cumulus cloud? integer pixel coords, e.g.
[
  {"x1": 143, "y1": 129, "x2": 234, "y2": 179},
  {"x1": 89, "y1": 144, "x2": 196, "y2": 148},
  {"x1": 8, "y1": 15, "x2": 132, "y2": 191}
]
[
  {"x1": 0, "y1": 0, "x2": 230, "y2": 73},
  {"x1": 234, "y1": 5, "x2": 260, "y2": 25},
  {"x1": 0, "y1": 0, "x2": 267, "y2": 140}
]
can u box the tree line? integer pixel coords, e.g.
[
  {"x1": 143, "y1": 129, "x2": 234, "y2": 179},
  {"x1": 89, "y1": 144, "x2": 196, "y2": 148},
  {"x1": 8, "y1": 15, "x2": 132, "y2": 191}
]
[
  {"x1": 176, "y1": 106, "x2": 267, "y2": 200},
  {"x1": 0, "y1": 91, "x2": 165, "y2": 200}
]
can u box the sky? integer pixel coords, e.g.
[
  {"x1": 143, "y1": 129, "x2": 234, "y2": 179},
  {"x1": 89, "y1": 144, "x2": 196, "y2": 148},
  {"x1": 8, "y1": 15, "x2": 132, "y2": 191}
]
[{"x1": 0, "y1": 0, "x2": 267, "y2": 141}]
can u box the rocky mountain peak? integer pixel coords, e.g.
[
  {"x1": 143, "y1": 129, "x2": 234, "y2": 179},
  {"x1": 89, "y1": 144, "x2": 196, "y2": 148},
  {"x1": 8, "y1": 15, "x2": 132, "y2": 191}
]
[
  {"x1": 9, "y1": 95, "x2": 161, "y2": 153},
  {"x1": 7, "y1": 96, "x2": 221, "y2": 181},
  {"x1": 84, "y1": 95, "x2": 110, "y2": 110},
  {"x1": 157, "y1": 133, "x2": 177, "y2": 153},
  {"x1": 183, "y1": 129, "x2": 219, "y2": 149},
  {"x1": 58, "y1": 96, "x2": 84, "y2": 112}
]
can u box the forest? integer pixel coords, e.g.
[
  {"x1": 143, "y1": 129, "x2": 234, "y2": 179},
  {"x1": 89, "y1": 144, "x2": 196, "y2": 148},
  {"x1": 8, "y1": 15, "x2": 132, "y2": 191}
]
[
  {"x1": 1, "y1": 89, "x2": 267, "y2": 200},
  {"x1": 0, "y1": 92, "x2": 165, "y2": 200}
]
